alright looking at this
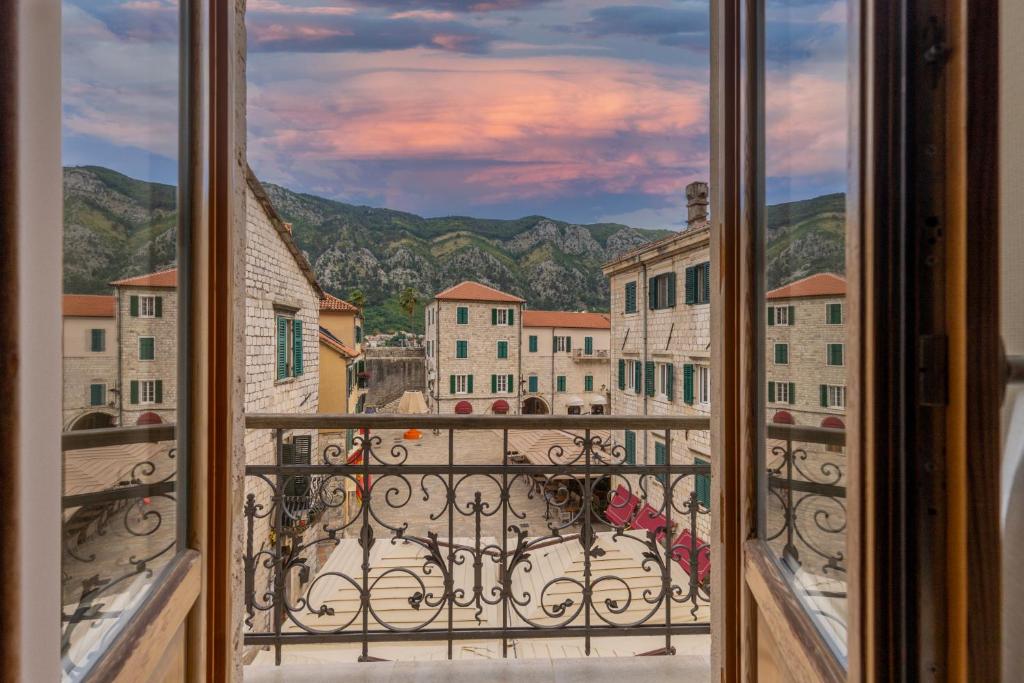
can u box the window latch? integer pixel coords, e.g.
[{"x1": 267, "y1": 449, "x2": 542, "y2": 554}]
[{"x1": 918, "y1": 334, "x2": 948, "y2": 406}]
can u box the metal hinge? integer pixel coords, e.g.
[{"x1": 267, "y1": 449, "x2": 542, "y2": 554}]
[
  {"x1": 924, "y1": 16, "x2": 953, "y2": 89},
  {"x1": 918, "y1": 334, "x2": 948, "y2": 406}
]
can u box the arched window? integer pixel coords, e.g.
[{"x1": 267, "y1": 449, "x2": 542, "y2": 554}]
[{"x1": 772, "y1": 410, "x2": 795, "y2": 424}]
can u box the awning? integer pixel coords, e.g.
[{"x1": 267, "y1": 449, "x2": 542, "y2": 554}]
[
  {"x1": 566, "y1": 395, "x2": 585, "y2": 407},
  {"x1": 491, "y1": 399, "x2": 510, "y2": 414},
  {"x1": 455, "y1": 400, "x2": 473, "y2": 415},
  {"x1": 587, "y1": 394, "x2": 608, "y2": 405}
]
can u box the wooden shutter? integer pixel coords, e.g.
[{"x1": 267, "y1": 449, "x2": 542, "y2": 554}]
[
  {"x1": 820, "y1": 384, "x2": 829, "y2": 407},
  {"x1": 130, "y1": 295, "x2": 139, "y2": 316},
  {"x1": 768, "y1": 381, "x2": 776, "y2": 403},
  {"x1": 584, "y1": 336, "x2": 593, "y2": 354},
  {"x1": 566, "y1": 336, "x2": 571, "y2": 352},
  {"x1": 667, "y1": 272, "x2": 677, "y2": 307},
  {"x1": 665, "y1": 363, "x2": 674, "y2": 401},
  {"x1": 585, "y1": 375, "x2": 593, "y2": 392},
  {"x1": 155, "y1": 296, "x2": 163, "y2": 318},
  {"x1": 684, "y1": 266, "x2": 696, "y2": 304},
  {"x1": 130, "y1": 380, "x2": 139, "y2": 404},
  {"x1": 701, "y1": 262, "x2": 711, "y2": 303},
  {"x1": 695, "y1": 457, "x2": 710, "y2": 507},
  {"x1": 293, "y1": 319, "x2": 304, "y2": 375},
  {"x1": 155, "y1": 380, "x2": 163, "y2": 403},
  {"x1": 787, "y1": 304, "x2": 795, "y2": 325},
  {"x1": 553, "y1": 336, "x2": 558, "y2": 352},
  {"x1": 788, "y1": 382, "x2": 796, "y2": 404},
  {"x1": 767, "y1": 306, "x2": 775, "y2": 326},
  {"x1": 625, "y1": 430, "x2": 636, "y2": 465},
  {"x1": 491, "y1": 308, "x2": 497, "y2": 325},
  {"x1": 91, "y1": 329, "x2": 103, "y2": 352},
  {"x1": 450, "y1": 375, "x2": 456, "y2": 394},
  {"x1": 508, "y1": 308, "x2": 514, "y2": 326},
  {"x1": 648, "y1": 276, "x2": 658, "y2": 309},
  {"x1": 618, "y1": 359, "x2": 626, "y2": 390},
  {"x1": 644, "y1": 361, "x2": 655, "y2": 397},
  {"x1": 529, "y1": 335, "x2": 537, "y2": 352},
  {"x1": 277, "y1": 317, "x2": 287, "y2": 380},
  {"x1": 467, "y1": 375, "x2": 473, "y2": 393},
  {"x1": 634, "y1": 361, "x2": 642, "y2": 394},
  {"x1": 491, "y1": 374, "x2": 497, "y2": 392},
  {"x1": 625, "y1": 281, "x2": 637, "y2": 312},
  {"x1": 90, "y1": 384, "x2": 103, "y2": 406},
  {"x1": 654, "y1": 442, "x2": 667, "y2": 484},
  {"x1": 507, "y1": 374, "x2": 514, "y2": 392},
  {"x1": 529, "y1": 375, "x2": 538, "y2": 392},
  {"x1": 683, "y1": 364, "x2": 694, "y2": 404}
]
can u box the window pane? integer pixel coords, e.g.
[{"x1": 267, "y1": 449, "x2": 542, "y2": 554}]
[
  {"x1": 61, "y1": 0, "x2": 184, "y2": 678},
  {"x1": 759, "y1": 0, "x2": 852, "y2": 662}
]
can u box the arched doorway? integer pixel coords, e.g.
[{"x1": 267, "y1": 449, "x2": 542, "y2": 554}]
[
  {"x1": 772, "y1": 410, "x2": 795, "y2": 424},
  {"x1": 137, "y1": 411, "x2": 163, "y2": 426},
  {"x1": 69, "y1": 411, "x2": 115, "y2": 431},
  {"x1": 522, "y1": 396, "x2": 549, "y2": 415}
]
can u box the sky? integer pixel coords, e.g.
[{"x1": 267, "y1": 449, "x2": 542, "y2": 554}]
[{"x1": 62, "y1": 0, "x2": 848, "y2": 228}]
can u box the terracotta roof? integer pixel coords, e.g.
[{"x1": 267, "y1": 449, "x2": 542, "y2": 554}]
[
  {"x1": 63, "y1": 294, "x2": 115, "y2": 318},
  {"x1": 110, "y1": 267, "x2": 178, "y2": 288},
  {"x1": 320, "y1": 293, "x2": 360, "y2": 312},
  {"x1": 766, "y1": 272, "x2": 846, "y2": 300},
  {"x1": 319, "y1": 328, "x2": 359, "y2": 359},
  {"x1": 522, "y1": 310, "x2": 610, "y2": 329},
  {"x1": 434, "y1": 281, "x2": 524, "y2": 303}
]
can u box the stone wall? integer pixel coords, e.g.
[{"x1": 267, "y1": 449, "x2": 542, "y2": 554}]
[
  {"x1": 117, "y1": 285, "x2": 179, "y2": 427},
  {"x1": 520, "y1": 326, "x2": 611, "y2": 415},
  {"x1": 62, "y1": 315, "x2": 118, "y2": 429},
  {"x1": 365, "y1": 347, "x2": 425, "y2": 408}
]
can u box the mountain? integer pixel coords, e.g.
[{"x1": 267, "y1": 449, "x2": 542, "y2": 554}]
[{"x1": 62, "y1": 166, "x2": 847, "y2": 333}]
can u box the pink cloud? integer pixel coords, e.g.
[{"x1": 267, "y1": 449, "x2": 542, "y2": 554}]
[
  {"x1": 765, "y1": 71, "x2": 847, "y2": 177},
  {"x1": 247, "y1": 0, "x2": 357, "y2": 15},
  {"x1": 389, "y1": 10, "x2": 459, "y2": 21},
  {"x1": 251, "y1": 23, "x2": 355, "y2": 45}
]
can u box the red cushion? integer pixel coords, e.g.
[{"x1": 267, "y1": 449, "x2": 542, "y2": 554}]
[
  {"x1": 671, "y1": 529, "x2": 711, "y2": 582},
  {"x1": 604, "y1": 485, "x2": 640, "y2": 526},
  {"x1": 630, "y1": 503, "x2": 668, "y2": 539}
]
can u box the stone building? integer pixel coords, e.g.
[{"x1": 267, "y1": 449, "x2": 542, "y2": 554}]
[
  {"x1": 520, "y1": 311, "x2": 612, "y2": 415},
  {"x1": 62, "y1": 294, "x2": 118, "y2": 430},
  {"x1": 425, "y1": 281, "x2": 524, "y2": 415},
  {"x1": 764, "y1": 272, "x2": 847, "y2": 428},
  {"x1": 110, "y1": 268, "x2": 179, "y2": 427},
  {"x1": 602, "y1": 181, "x2": 712, "y2": 533},
  {"x1": 318, "y1": 293, "x2": 365, "y2": 420}
]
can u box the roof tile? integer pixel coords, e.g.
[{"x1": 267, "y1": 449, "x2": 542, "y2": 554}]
[
  {"x1": 320, "y1": 293, "x2": 360, "y2": 312},
  {"x1": 63, "y1": 294, "x2": 115, "y2": 317},
  {"x1": 766, "y1": 272, "x2": 846, "y2": 299},
  {"x1": 110, "y1": 267, "x2": 178, "y2": 288},
  {"x1": 434, "y1": 281, "x2": 524, "y2": 303},
  {"x1": 522, "y1": 310, "x2": 610, "y2": 329}
]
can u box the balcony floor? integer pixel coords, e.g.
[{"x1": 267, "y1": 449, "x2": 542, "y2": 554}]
[{"x1": 246, "y1": 654, "x2": 711, "y2": 682}]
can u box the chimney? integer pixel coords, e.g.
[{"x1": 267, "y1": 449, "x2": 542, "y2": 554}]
[
  {"x1": 686, "y1": 181, "x2": 709, "y2": 227},
  {"x1": 283, "y1": 221, "x2": 293, "y2": 234}
]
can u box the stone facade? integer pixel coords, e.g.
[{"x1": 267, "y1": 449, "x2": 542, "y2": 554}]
[
  {"x1": 425, "y1": 289, "x2": 523, "y2": 415},
  {"x1": 61, "y1": 296, "x2": 118, "y2": 430},
  {"x1": 602, "y1": 204, "x2": 712, "y2": 538},
  {"x1": 365, "y1": 347, "x2": 426, "y2": 409},
  {"x1": 520, "y1": 315, "x2": 611, "y2": 415}
]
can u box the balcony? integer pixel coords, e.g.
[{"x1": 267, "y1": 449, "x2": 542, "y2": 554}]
[{"x1": 572, "y1": 349, "x2": 610, "y2": 361}]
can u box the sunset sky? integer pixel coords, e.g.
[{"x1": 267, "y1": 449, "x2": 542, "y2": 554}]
[{"x1": 62, "y1": 0, "x2": 847, "y2": 228}]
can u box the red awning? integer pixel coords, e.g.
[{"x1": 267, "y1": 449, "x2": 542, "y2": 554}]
[
  {"x1": 821, "y1": 416, "x2": 845, "y2": 429},
  {"x1": 492, "y1": 399, "x2": 510, "y2": 414},
  {"x1": 772, "y1": 410, "x2": 795, "y2": 424},
  {"x1": 455, "y1": 400, "x2": 473, "y2": 415},
  {"x1": 604, "y1": 485, "x2": 640, "y2": 527},
  {"x1": 631, "y1": 503, "x2": 670, "y2": 540},
  {"x1": 137, "y1": 411, "x2": 163, "y2": 426},
  {"x1": 671, "y1": 529, "x2": 711, "y2": 583}
]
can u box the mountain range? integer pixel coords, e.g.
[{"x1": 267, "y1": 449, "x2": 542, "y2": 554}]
[{"x1": 62, "y1": 166, "x2": 845, "y2": 333}]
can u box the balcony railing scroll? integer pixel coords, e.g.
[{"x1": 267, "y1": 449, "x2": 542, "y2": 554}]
[{"x1": 243, "y1": 414, "x2": 712, "y2": 664}]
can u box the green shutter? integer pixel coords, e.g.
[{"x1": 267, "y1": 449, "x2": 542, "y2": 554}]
[
  {"x1": 90, "y1": 384, "x2": 104, "y2": 406},
  {"x1": 820, "y1": 384, "x2": 829, "y2": 407},
  {"x1": 827, "y1": 303, "x2": 842, "y2": 324},
  {"x1": 665, "y1": 363, "x2": 674, "y2": 401},
  {"x1": 467, "y1": 375, "x2": 474, "y2": 394},
  {"x1": 130, "y1": 295, "x2": 139, "y2": 317},
  {"x1": 491, "y1": 374, "x2": 497, "y2": 392},
  {"x1": 491, "y1": 308, "x2": 498, "y2": 325},
  {"x1": 293, "y1": 319, "x2": 303, "y2": 375},
  {"x1": 624, "y1": 430, "x2": 636, "y2": 465},
  {"x1": 828, "y1": 344, "x2": 843, "y2": 366},
  {"x1": 625, "y1": 282, "x2": 637, "y2": 313},
  {"x1": 584, "y1": 375, "x2": 593, "y2": 392},
  {"x1": 618, "y1": 359, "x2": 626, "y2": 390},
  {"x1": 90, "y1": 329, "x2": 104, "y2": 352},
  {"x1": 768, "y1": 381, "x2": 776, "y2": 403},
  {"x1": 695, "y1": 457, "x2": 711, "y2": 508},
  {"x1": 557, "y1": 376, "x2": 566, "y2": 392},
  {"x1": 497, "y1": 341, "x2": 508, "y2": 359},
  {"x1": 277, "y1": 317, "x2": 287, "y2": 380},
  {"x1": 130, "y1": 380, "x2": 139, "y2": 404},
  {"x1": 450, "y1": 375, "x2": 456, "y2": 394},
  {"x1": 139, "y1": 337, "x2": 154, "y2": 361},
  {"x1": 684, "y1": 266, "x2": 696, "y2": 304},
  {"x1": 529, "y1": 375, "x2": 538, "y2": 393},
  {"x1": 789, "y1": 382, "x2": 796, "y2": 404},
  {"x1": 155, "y1": 380, "x2": 163, "y2": 403},
  {"x1": 457, "y1": 340, "x2": 468, "y2": 358},
  {"x1": 508, "y1": 374, "x2": 514, "y2": 392},
  {"x1": 529, "y1": 335, "x2": 538, "y2": 352},
  {"x1": 508, "y1": 308, "x2": 514, "y2": 326},
  {"x1": 654, "y1": 442, "x2": 667, "y2": 484},
  {"x1": 667, "y1": 272, "x2": 677, "y2": 307},
  {"x1": 155, "y1": 296, "x2": 163, "y2": 318},
  {"x1": 775, "y1": 344, "x2": 788, "y2": 364},
  {"x1": 648, "y1": 276, "x2": 657, "y2": 310},
  {"x1": 457, "y1": 306, "x2": 468, "y2": 324},
  {"x1": 566, "y1": 336, "x2": 572, "y2": 352},
  {"x1": 356, "y1": 326, "x2": 362, "y2": 343},
  {"x1": 767, "y1": 307, "x2": 775, "y2": 326},
  {"x1": 683, "y1": 364, "x2": 694, "y2": 404},
  {"x1": 584, "y1": 336, "x2": 592, "y2": 354},
  {"x1": 644, "y1": 361, "x2": 656, "y2": 397},
  {"x1": 634, "y1": 361, "x2": 642, "y2": 394},
  {"x1": 701, "y1": 262, "x2": 711, "y2": 303},
  {"x1": 788, "y1": 305, "x2": 795, "y2": 325}
]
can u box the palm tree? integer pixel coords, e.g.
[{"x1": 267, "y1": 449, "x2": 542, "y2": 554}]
[
  {"x1": 348, "y1": 288, "x2": 366, "y2": 311},
  {"x1": 398, "y1": 287, "x2": 418, "y2": 331}
]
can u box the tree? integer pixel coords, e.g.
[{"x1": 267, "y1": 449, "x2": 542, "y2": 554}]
[
  {"x1": 348, "y1": 288, "x2": 366, "y2": 311},
  {"x1": 398, "y1": 287, "x2": 418, "y2": 331}
]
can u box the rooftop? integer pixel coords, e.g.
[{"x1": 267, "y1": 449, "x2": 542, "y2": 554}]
[
  {"x1": 434, "y1": 281, "x2": 524, "y2": 304},
  {"x1": 522, "y1": 310, "x2": 610, "y2": 329},
  {"x1": 601, "y1": 222, "x2": 710, "y2": 273},
  {"x1": 62, "y1": 294, "x2": 115, "y2": 318},
  {"x1": 319, "y1": 293, "x2": 360, "y2": 313},
  {"x1": 319, "y1": 327, "x2": 359, "y2": 358},
  {"x1": 109, "y1": 267, "x2": 178, "y2": 288},
  {"x1": 766, "y1": 272, "x2": 846, "y2": 300}
]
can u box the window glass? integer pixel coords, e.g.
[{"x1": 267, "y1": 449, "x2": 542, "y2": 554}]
[
  {"x1": 760, "y1": 0, "x2": 852, "y2": 661},
  {"x1": 60, "y1": 0, "x2": 185, "y2": 677}
]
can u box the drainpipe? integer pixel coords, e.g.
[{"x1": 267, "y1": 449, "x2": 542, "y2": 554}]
[
  {"x1": 517, "y1": 304, "x2": 523, "y2": 414},
  {"x1": 641, "y1": 262, "x2": 649, "y2": 464},
  {"x1": 435, "y1": 302, "x2": 441, "y2": 416},
  {"x1": 116, "y1": 287, "x2": 123, "y2": 427},
  {"x1": 550, "y1": 327, "x2": 556, "y2": 414}
]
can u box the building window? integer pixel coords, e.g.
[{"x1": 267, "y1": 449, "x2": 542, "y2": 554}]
[
  {"x1": 528, "y1": 375, "x2": 538, "y2": 393},
  {"x1": 584, "y1": 375, "x2": 594, "y2": 392},
  {"x1": 695, "y1": 457, "x2": 711, "y2": 508},
  {"x1": 89, "y1": 383, "x2": 106, "y2": 406},
  {"x1": 826, "y1": 343, "x2": 844, "y2": 366},
  {"x1": 774, "y1": 343, "x2": 789, "y2": 365},
  {"x1": 497, "y1": 340, "x2": 509, "y2": 359},
  {"x1": 624, "y1": 281, "x2": 638, "y2": 313},
  {"x1": 554, "y1": 335, "x2": 571, "y2": 352},
  {"x1": 584, "y1": 336, "x2": 593, "y2": 355},
  {"x1": 457, "y1": 306, "x2": 469, "y2": 325},
  {"x1": 90, "y1": 328, "x2": 106, "y2": 352},
  {"x1": 528, "y1": 335, "x2": 538, "y2": 352},
  {"x1": 768, "y1": 380, "x2": 796, "y2": 404},
  {"x1": 568, "y1": 405, "x2": 582, "y2": 415},
  {"x1": 140, "y1": 380, "x2": 160, "y2": 404},
  {"x1": 456, "y1": 340, "x2": 468, "y2": 358},
  {"x1": 658, "y1": 362, "x2": 675, "y2": 400},
  {"x1": 826, "y1": 303, "x2": 843, "y2": 325},
  {"x1": 452, "y1": 374, "x2": 473, "y2": 394},
  {"x1": 139, "y1": 295, "x2": 157, "y2": 318},
  {"x1": 624, "y1": 430, "x2": 636, "y2": 465},
  {"x1": 685, "y1": 261, "x2": 711, "y2": 304},
  {"x1": 276, "y1": 315, "x2": 304, "y2": 380},
  {"x1": 697, "y1": 365, "x2": 711, "y2": 405},
  {"x1": 820, "y1": 384, "x2": 847, "y2": 408},
  {"x1": 355, "y1": 325, "x2": 362, "y2": 343},
  {"x1": 768, "y1": 305, "x2": 794, "y2": 326},
  {"x1": 654, "y1": 441, "x2": 668, "y2": 485},
  {"x1": 491, "y1": 307, "x2": 514, "y2": 326},
  {"x1": 648, "y1": 272, "x2": 676, "y2": 310},
  {"x1": 492, "y1": 374, "x2": 511, "y2": 393},
  {"x1": 556, "y1": 375, "x2": 567, "y2": 392},
  {"x1": 139, "y1": 336, "x2": 155, "y2": 361}
]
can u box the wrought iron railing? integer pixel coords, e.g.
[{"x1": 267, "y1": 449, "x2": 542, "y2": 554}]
[{"x1": 243, "y1": 414, "x2": 712, "y2": 664}]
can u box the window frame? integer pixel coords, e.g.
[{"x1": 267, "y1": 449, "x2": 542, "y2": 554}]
[
  {"x1": 139, "y1": 335, "x2": 156, "y2": 361},
  {"x1": 456, "y1": 339, "x2": 468, "y2": 359},
  {"x1": 139, "y1": 294, "x2": 157, "y2": 318},
  {"x1": 774, "y1": 342, "x2": 789, "y2": 365},
  {"x1": 826, "y1": 302, "x2": 843, "y2": 325},
  {"x1": 454, "y1": 374, "x2": 469, "y2": 394},
  {"x1": 826, "y1": 342, "x2": 845, "y2": 367},
  {"x1": 697, "y1": 365, "x2": 711, "y2": 405}
]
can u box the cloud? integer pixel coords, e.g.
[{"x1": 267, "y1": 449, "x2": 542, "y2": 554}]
[
  {"x1": 765, "y1": 71, "x2": 847, "y2": 178},
  {"x1": 576, "y1": 4, "x2": 708, "y2": 49},
  {"x1": 350, "y1": 0, "x2": 555, "y2": 12}
]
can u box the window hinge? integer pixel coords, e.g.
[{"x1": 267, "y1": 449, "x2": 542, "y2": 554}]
[
  {"x1": 918, "y1": 334, "x2": 948, "y2": 406},
  {"x1": 924, "y1": 16, "x2": 953, "y2": 89}
]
